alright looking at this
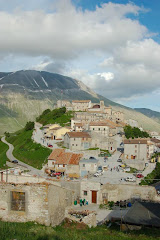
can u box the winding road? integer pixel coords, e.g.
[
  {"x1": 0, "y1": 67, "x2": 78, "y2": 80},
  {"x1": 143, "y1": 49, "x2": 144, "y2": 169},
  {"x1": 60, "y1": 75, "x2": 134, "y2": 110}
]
[{"x1": 1, "y1": 136, "x2": 44, "y2": 176}]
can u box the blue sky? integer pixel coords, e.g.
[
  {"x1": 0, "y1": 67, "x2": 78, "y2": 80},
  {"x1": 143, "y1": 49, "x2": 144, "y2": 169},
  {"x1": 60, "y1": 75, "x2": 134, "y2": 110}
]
[{"x1": 0, "y1": 0, "x2": 160, "y2": 111}]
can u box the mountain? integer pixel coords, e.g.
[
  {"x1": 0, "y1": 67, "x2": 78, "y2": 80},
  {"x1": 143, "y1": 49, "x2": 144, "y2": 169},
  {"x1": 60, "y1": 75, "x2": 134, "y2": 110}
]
[
  {"x1": 134, "y1": 108, "x2": 160, "y2": 124},
  {"x1": 0, "y1": 70, "x2": 160, "y2": 135}
]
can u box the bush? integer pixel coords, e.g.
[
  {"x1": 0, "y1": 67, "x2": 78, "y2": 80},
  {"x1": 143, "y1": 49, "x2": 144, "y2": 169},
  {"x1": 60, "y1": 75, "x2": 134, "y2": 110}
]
[
  {"x1": 25, "y1": 121, "x2": 34, "y2": 131},
  {"x1": 124, "y1": 125, "x2": 150, "y2": 139}
]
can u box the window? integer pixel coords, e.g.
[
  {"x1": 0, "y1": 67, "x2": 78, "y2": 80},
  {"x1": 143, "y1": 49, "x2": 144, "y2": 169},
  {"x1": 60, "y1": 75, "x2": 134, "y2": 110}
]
[
  {"x1": 11, "y1": 191, "x2": 25, "y2": 211},
  {"x1": 99, "y1": 128, "x2": 100, "y2": 131},
  {"x1": 52, "y1": 162, "x2": 55, "y2": 165},
  {"x1": 58, "y1": 164, "x2": 59, "y2": 167},
  {"x1": 135, "y1": 150, "x2": 137, "y2": 153},
  {"x1": 72, "y1": 144, "x2": 74, "y2": 146},
  {"x1": 93, "y1": 128, "x2": 94, "y2": 130},
  {"x1": 76, "y1": 144, "x2": 78, "y2": 146},
  {"x1": 63, "y1": 164, "x2": 65, "y2": 167},
  {"x1": 84, "y1": 191, "x2": 87, "y2": 196},
  {"x1": 135, "y1": 145, "x2": 137, "y2": 148},
  {"x1": 83, "y1": 164, "x2": 85, "y2": 167},
  {"x1": 74, "y1": 138, "x2": 76, "y2": 141},
  {"x1": 104, "y1": 128, "x2": 105, "y2": 131}
]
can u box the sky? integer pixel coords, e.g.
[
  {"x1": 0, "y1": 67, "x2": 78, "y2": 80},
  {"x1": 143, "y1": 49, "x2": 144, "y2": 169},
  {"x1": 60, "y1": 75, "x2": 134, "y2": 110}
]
[{"x1": 0, "y1": 0, "x2": 160, "y2": 111}]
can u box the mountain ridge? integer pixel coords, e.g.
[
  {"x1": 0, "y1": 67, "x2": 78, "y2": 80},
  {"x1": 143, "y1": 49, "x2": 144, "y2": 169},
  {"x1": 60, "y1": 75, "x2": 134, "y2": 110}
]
[{"x1": 0, "y1": 70, "x2": 160, "y2": 134}]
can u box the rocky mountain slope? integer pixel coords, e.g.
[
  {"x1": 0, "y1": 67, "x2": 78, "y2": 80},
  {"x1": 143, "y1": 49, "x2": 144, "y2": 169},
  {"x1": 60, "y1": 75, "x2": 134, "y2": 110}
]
[
  {"x1": 0, "y1": 70, "x2": 160, "y2": 134},
  {"x1": 135, "y1": 108, "x2": 160, "y2": 124}
]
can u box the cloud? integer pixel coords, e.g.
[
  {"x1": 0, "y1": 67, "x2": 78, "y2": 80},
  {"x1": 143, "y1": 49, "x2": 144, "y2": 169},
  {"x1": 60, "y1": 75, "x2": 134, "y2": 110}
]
[
  {"x1": 0, "y1": 0, "x2": 159, "y2": 104},
  {"x1": 97, "y1": 39, "x2": 160, "y2": 99},
  {"x1": 0, "y1": 0, "x2": 148, "y2": 59}
]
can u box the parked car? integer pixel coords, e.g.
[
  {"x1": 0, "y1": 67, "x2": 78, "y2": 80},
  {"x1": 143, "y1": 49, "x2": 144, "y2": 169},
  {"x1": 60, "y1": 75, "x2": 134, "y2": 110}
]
[
  {"x1": 48, "y1": 144, "x2": 53, "y2": 148},
  {"x1": 125, "y1": 176, "x2": 136, "y2": 182},
  {"x1": 117, "y1": 159, "x2": 122, "y2": 162},
  {"x1": 94, "y1": 172, "x2": 100, "y2": 177},
  {"x1": 136, "y1": 173, "x2": 144, "y2": 178},
  {"x1": 98, "y1": 166, "x2": 103, "y2": 171},
  {"x1": 12, "y1": 160, "x2": 18, "y2": 164},
  {"x1": 97, "y1": 170, "x2": 103, "y2": 175}
]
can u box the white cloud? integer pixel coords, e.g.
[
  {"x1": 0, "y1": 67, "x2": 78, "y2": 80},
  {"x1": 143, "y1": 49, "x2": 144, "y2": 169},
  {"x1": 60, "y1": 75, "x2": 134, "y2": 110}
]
[
  {"x1": 0, "y1": 0, "x2": 148, "y2": 59},
  {"x1": 0, "y1": 0, "x2": 160, "y2": 105}
]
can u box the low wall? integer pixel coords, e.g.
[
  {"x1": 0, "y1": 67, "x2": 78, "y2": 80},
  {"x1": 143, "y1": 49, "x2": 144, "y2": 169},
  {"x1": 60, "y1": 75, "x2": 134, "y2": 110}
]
[
  {"x1": 123, "y1": 159, "x2": 145, "y2": 170},
  {"x1": 1, "y1": 173, "x2": 61, "y2": 186},
  {"x1": 81, "y1": 180, "x2": 160, "y2": 204}
]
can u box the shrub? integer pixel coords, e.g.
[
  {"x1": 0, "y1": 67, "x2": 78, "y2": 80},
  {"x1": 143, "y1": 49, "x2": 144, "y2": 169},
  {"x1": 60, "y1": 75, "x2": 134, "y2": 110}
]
[{"x1": 25, "y1": 121, "x2": 34, "y2": 131}]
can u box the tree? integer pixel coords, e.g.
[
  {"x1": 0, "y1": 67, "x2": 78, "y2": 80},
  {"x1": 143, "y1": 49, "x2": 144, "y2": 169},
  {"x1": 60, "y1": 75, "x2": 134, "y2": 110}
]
[{"x1": 25, "y1": 121, "x2": 34, "y2": 131}]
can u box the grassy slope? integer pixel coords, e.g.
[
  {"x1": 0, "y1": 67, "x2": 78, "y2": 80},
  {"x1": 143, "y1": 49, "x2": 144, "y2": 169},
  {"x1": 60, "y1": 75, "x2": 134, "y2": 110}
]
[
  {"x1": 0, "y1": 221, "x2": 160, "y2": 240},
  {"x1": 6, "y1": 129, "x2": 51, "y2": 169},
  {"x1": 37, "y1": 107, "x2": 74, "y2": 126},
  {"x1": 0, "y1": 139, "x2": 9, "y2": 169},
  {"x1": 140, "y1": 162, "x2": 160, "y2": 185}
]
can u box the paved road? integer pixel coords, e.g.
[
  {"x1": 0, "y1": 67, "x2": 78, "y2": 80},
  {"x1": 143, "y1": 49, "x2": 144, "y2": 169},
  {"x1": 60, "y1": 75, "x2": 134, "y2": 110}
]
[{"x1": 1, "y1": 136, "x2": 43, "y2": 176}]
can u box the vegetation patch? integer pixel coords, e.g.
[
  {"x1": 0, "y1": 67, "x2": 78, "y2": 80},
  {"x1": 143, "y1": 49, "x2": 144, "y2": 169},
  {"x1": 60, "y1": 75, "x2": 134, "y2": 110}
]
[
  {"x1": 36, "y1": 107, "x2": 74, "y2": 126},
  {"x1": 0, "y1": 138, "x2": 9, "y2": 169},
  {"x1": 0, "y1": 220, "x2": 160, "y2": 240},
  {"x1": 6, "y1": 128, "x2": 51, "y2": 169},
  {"x1": 140, "y1": 162, "x2": 160, "y2": 185},
  {"x1": 87, "y1": 147, "x2": 99, "y2": 150},
  {"x1": 124, "y1": 125, "x2": 150, "y2": 139}
]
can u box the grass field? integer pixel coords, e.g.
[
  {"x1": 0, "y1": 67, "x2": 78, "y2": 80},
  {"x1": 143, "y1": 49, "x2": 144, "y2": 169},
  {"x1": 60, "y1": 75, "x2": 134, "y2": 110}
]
[
  {"x1": 0, "y1": 220, "x2": 160, "y2": 240},
  {"x1": 0, "y1": 138, "x2": 9, "y2": 169},
  {"x1": 6, "y1": 129, "x2": 51, "y2": 169}
]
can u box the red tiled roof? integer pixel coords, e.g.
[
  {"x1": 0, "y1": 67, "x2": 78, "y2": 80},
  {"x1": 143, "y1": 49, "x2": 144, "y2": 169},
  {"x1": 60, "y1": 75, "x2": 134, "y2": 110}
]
[
  {"x1": 75, "y1": 123, "x2": 83, "y2": 127},
  {"x1": 48, "y1": 149, "x2": 83, "y2": 165},
  {"x1": 89, "y1": 121, "x2": 109, "y2": 126},
  {"x1": 124, "y1": 139, "x2": 148, "y2": 144},
  {"x1": 66, "y1": 132, "x2": 91, "y2": 138},
  {"x1": 48, "y1": 149, "x2": 65, "y2": 160},
  {"x1": 72, "y1": 100, "x2": 91, "y2": 103},
  {"x1": 151, "y1": 138, "x2": 160, "y2": 144}
]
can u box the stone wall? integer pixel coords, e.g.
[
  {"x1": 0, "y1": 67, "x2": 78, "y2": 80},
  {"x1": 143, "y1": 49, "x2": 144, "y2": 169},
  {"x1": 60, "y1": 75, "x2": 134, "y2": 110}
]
[
  {"x1": 0, "y1": 182, "x2": 74, "y2": 226},
  {"x1": 81, "y1": 180, "x2": 159, "y2": 204},
  {"x1": 123, "y1": 159, "x2": 145, "y2": 171}
]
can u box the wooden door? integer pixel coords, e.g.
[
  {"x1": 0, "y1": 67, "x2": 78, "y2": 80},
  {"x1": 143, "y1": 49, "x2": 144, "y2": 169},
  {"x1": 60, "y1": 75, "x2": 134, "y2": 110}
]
[{"x1": 92, "y1": 191, "x2": 97, "y2": 203}]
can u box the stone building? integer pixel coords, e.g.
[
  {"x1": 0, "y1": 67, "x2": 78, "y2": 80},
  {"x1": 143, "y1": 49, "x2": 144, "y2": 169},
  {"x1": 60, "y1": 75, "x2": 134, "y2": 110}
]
[
  {"x1": 72, "y1": 100, "x2": 92, "y2": 111},
  {"x1": 124, "y1": 139, "x2": 148, "y2": 161},
  {"x1": 64, "y1": 132, "x2": 91, "y2": 151},
  {"x1": 79, "y1": 158, "x2": 99, "y2": 177},
  {"x1": 57, "y1": 100, "x2": 71, "y2": 108},
  {"x1": 48, "y1": 149, "x2": 83, "y2": 177},
  {"x1": 0, "y1": 182, "x2": 74, "y2": 226},
  {"x1": 89, "y1": 121, "x2": 110, "y2": 137},
  {"x1": 81, "y1": 180, "x2": 159, "y2": 204}
]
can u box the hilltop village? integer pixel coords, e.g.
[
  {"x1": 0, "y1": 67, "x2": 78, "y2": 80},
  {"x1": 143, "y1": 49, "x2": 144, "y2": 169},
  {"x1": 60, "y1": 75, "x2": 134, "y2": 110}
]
[{"x1": 0, "y1": 99, "x2": 160, "y2": 229}]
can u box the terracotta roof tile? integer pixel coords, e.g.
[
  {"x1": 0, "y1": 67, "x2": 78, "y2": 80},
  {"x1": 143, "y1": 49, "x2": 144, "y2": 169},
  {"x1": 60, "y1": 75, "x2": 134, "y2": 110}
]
[
  {"x1": 48, "y1": 149, "x2": 65, "y2": 160},
  {"x1": 124, "y1": 139, "x2": 148, "y2": 144},
  {"x1": 72, "y1": 100, "x2": 91, "y2": 103},
  {"x1": 66, "y1": 132, "x2": 91, "y2": 138},
  {"x1": 151, "y1": 138, "x2": 160, "y2": 144}
]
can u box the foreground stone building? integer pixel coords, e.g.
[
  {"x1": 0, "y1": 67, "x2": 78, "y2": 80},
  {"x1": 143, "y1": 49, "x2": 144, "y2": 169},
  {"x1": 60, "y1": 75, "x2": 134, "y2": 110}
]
[{"x1": 0, "y1": 182, "x2": 75, "y2": 226}]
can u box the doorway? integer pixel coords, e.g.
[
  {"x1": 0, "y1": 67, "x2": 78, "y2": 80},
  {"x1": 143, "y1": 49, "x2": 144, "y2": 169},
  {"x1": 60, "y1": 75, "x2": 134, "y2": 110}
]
[{"x1": 91, "y1": 191, "x2": 97, "y2": 203}]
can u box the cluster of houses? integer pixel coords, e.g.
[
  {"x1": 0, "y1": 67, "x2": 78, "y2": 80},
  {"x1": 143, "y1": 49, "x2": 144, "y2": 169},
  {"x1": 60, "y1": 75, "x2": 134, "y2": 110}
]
[
  {"x1": 47, "y1": 148, "x2": 99, "y2": 178},
  {"x1": 43, "y1": 100, "x2": 126, "y2": 152},
  {"x1": 42, "y1": 99, "x2": 160, "y2": 174}
]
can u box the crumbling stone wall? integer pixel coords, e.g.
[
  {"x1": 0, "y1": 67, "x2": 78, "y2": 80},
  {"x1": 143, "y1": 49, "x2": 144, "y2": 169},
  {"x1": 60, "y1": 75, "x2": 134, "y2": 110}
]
[{"x1": 0, "y1": 182, "x2": 74, "y2": 226}]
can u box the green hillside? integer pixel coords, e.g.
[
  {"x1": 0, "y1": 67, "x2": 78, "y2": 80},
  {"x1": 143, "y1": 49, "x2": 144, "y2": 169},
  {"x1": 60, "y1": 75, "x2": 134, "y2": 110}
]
[
  {"x1": 0, "y1": 139, "x2": 9, "y2": 169},
  {"x1": 6, "y1": 128, "x2": 51, "y2": 169}
]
